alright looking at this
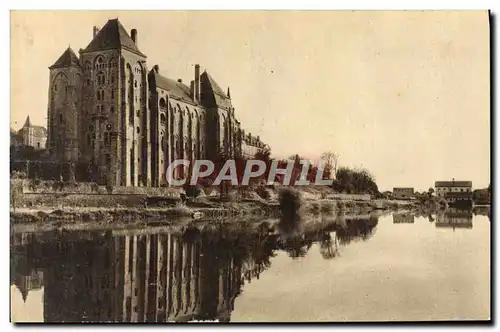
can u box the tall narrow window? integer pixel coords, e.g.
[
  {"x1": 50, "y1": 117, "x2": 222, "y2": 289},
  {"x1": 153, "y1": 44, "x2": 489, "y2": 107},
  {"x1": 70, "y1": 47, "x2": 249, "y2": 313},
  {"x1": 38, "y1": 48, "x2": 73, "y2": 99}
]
[
  {"x1": 104, "y1": 132, "x2": 110, "y2": 147},
  {"x1": 97, "y1": 72, "x2": 105, "y2": 86},
  {"x1": 111, "y1": 90, "x2": 114, "y2": 100}
]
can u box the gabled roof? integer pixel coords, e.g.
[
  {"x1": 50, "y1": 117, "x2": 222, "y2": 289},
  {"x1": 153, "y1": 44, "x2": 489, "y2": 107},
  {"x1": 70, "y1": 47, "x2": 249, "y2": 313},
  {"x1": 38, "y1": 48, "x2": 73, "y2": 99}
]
[
  {"x1": 435, "y1": 181, "x2": 472, "y2": 187},
  {"x1": 150, "y1": 70, "x2": 197, "y2": 105},
  {"x1": 201, "y1": 71, "x2": 232, "y2": 109},
  {"x1": 49, "y1": 47, "x2": 80, "y2": 69},
  {"x1": 82, "y1": 19, "x2": 146, "y2": 57}
]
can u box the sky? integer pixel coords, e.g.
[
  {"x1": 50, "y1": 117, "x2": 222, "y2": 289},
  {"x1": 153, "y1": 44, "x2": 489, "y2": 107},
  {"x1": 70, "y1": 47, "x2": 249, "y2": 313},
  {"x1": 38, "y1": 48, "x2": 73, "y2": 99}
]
[{"x1": 10, "y1": 11, "x2": 490, "y2": 191}]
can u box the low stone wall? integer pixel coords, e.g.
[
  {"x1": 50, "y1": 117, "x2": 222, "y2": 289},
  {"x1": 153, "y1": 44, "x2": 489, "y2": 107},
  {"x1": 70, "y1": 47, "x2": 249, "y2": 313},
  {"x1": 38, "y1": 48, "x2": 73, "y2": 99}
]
[
  {"x1": 17, "y1": 193, "x2": 147, "y2": 209},
  {"x1": 12, "y1": 179, "x2": 182, "y2": 197}
]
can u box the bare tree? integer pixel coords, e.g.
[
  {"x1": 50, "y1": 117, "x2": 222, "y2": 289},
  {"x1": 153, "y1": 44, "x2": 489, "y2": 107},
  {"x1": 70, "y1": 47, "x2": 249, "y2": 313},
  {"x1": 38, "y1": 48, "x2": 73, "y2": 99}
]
[{"x1": 320, "y1": 151, "x2": 339, "y2": 178}]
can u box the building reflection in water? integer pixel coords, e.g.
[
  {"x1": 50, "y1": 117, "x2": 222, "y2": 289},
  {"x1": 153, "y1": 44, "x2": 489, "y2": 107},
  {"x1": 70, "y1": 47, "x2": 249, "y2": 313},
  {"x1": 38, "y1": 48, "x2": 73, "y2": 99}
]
[
  {"x1": 10, "y1": 214, "x2": 379, "y2": 323},
  {"x1": 392, "y1": 213, "x2": 415, "y2": 224},
  {"x1": 435, "y1": 208, "x2": 473, "y2": 230}
]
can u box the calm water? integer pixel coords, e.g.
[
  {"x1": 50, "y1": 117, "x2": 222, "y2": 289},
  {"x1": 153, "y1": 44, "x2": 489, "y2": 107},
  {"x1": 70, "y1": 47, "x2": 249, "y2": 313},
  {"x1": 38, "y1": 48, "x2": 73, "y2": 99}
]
[{"x1": 10, "y1": 210, "x2": 490, "y2": 323}]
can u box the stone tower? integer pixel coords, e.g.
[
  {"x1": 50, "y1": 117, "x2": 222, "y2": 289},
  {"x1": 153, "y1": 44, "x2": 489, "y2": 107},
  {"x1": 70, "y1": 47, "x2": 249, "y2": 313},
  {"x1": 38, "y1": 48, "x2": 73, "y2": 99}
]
[
  {"x1": 47, "y1": 47, "x2": 82, "y2": 162},
  {"x1": 78, "y1": 19, "x2": 149, "y2": 186}
]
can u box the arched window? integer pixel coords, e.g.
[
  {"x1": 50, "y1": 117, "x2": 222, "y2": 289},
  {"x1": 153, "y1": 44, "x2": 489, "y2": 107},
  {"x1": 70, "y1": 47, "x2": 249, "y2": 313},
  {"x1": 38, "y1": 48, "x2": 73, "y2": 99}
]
[
  {"x1": 161, "y1": 132, "x2": 165, "y2": 152},
  {"x1": 96, "y1": 89, "x2": 104, "y2": 100},
  {"x1": 110, "y1": 74, "x2": 115, "y2": 84},
  {"x1": 136, "y1": 127, "x2": 140, "y2": 134},
  {"x1": 109, "y1": 106, "x2": 114, "y2": 113},
  {"x1": 109, "y1": 57, "x2": 117, "y2": 68},
  {"x1": 159, "y1": 98, "x2": 166, "y2": 109},
  {"x1": 59, "y1": 114, "x2": 63, "y2": 123},
  {"x1": 96, "y1": 72, "x2": 105, "y2": 85},
  {"x1": 111, "y1": 90, "x2": 115, "y2": 100},
  {"x1": 94, "y1": 56, "x2": 105, "y2": 70},
  {"x1": 160, "y1": 113, "x2": 166, "y2": 125}
]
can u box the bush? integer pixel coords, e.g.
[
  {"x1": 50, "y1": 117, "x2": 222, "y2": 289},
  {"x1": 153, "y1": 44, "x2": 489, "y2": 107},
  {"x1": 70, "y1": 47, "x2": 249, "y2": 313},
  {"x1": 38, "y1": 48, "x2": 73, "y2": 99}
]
[
  {"x1": 255, "y1": 186, "x2": 271, "y2": 200},
  {"x1": 320, "y1": 201, "x2": 334, "y2": 214},
  {"x1": 106, "y1": 184, "x2": 114, "y2": 194},
  {"x1": 172, "y1": 202, "x2": 194, "y2": 216},
  {"x1": 183, "y1": 184, "x2": 203, "y2": 198}
]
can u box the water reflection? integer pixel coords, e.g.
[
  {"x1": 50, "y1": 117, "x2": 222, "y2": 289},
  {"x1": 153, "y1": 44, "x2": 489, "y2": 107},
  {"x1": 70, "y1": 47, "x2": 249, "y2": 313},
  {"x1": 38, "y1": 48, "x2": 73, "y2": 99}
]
[
  {"x1": 393, "y1": 213, "x2": 415, "y2": 224},
  {"x1": 436, "y1": 208, "x2": 473, "y2": 230},
  {"x1": 10, "y1": 214, "x2": 380, "y2": 323}
]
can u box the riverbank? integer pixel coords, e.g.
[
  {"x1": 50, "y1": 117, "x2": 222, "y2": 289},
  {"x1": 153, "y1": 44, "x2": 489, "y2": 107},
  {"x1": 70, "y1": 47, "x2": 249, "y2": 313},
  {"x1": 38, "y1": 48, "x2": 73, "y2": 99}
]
[
  {"x1": 10, "y1": 196, "x2": 417, "y2": 233},
  {"x1": 10, "y1": 179, "x2": 425, "y2": 232}
]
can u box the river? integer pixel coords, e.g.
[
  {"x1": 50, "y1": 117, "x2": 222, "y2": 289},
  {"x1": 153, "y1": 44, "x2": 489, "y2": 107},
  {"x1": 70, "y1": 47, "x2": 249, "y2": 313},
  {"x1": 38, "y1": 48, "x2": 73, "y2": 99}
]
[{"x1": 10, "y1": 210, "x2": 490, "y2": 322}]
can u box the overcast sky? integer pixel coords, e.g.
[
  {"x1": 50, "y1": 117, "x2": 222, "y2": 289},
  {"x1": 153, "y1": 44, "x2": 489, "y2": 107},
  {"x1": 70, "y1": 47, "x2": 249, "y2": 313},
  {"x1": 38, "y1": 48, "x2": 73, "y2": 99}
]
[{"x1": 10, "y1": 11, "x2": 490, "y2": 191}]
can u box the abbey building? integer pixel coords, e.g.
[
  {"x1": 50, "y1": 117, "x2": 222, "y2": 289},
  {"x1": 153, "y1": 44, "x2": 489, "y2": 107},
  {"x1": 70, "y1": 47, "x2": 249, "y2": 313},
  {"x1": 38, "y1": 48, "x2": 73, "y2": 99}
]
[{"x1": 47, "y1": 19, "x2": 270, "y2": 187}]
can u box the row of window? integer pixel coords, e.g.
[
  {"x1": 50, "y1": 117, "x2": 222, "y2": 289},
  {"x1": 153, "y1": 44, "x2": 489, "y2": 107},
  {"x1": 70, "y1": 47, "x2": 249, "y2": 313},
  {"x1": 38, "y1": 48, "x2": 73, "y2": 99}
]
[
  {"x1": 437, "y1": 187, "x2": 471, "y2": 192},
  {"x1": 86, "y1": 57, "x2": 118, "y2": 72},
  {"x1": 96, "y1": 89, "x2": 115, "y2": 101}
]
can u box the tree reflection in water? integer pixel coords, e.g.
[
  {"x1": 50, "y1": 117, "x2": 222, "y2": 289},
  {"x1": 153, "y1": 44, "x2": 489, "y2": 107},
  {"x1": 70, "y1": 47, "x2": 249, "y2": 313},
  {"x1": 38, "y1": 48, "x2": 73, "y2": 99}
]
[{"x1": 10, "y1": 213, "x2": 379, "y2": 323}]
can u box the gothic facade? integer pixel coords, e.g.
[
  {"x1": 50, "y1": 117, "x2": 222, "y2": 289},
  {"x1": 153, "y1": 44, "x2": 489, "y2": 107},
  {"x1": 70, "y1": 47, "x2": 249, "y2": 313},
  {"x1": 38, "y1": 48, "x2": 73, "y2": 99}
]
[{"x1": 47, "y1": 19, "x2": 270, "y2": 187}]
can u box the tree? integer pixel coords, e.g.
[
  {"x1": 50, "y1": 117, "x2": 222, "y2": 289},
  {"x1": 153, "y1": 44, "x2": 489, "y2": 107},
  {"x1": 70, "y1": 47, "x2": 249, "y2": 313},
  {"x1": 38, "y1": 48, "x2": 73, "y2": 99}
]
[{"x1": 321, "y1": 152, "x2": 339, "y2": 179}]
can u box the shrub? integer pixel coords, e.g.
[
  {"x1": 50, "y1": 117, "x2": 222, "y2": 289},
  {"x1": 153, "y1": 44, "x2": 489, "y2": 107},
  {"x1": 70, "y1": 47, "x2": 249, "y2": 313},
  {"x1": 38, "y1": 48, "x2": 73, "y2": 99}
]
[
  {"x1": 255, "y1": 186, "x2": 271, "y2": 200},
  {"x1": 106, "y1": 184, "x2": 114, "y2": 194},
  {"x1": 183, "y1": 184, "x2": 203, "y2": 198},
  {"x1": 172, "y1": 202, "x2": 194, "y2": 216},
  {"x1": 308, "y1": 202, "x2": 321, "y2": 215},
  {"x1": 320, "y1": 201, "x2": 334, "y2": 214},
  {"x1": 278, "y1": 188, "x2": 303, "y2": 232}
]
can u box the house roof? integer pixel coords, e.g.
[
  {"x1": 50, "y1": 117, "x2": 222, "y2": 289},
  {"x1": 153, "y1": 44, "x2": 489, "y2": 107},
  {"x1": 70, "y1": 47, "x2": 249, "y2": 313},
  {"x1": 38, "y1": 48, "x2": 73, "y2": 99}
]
[
  {"x1": 151, "y1": 71, "x2": 197, "y2": 105},
  {"x1": 435, "y1": 181, "x2": 472, "y2": 188},
  {"x1": 18, "y1": 116, "x2": 47, "y2": 135},
  {"x1": 49, "y1": 47, "x2": 81, "y2": 69},
  {"x1": 82, "y1": 19, "x2": 146, "y2": 57}
]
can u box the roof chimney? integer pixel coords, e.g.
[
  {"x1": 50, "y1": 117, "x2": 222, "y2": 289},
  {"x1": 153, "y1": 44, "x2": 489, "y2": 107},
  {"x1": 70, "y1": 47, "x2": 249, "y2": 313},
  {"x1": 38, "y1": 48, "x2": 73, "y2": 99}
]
[
  {"x1": 190, "y1": 80, "x2": 195, "y2": 99},
  {"x1": 93, "y1": 26, "x2": 99, "y2": 38},
  {"x1": 195, "y1": 64, "x2": 200, "y2": 103},
  {"x1": 131, "y1": 29, "x2": 138, "y2": 45}
]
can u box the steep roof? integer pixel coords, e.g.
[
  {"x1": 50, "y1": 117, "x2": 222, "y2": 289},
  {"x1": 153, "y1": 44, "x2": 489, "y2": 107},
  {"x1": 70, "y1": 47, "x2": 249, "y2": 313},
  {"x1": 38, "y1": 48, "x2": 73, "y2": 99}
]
[
  {"x1": 18, "y1": 116, "x2": 47, "y2": 135},
  {"x1": 23, "y1": 115, "x2": 31, "y2": 127},
  {"x1": 82, "y1": 19, "x2": 146, "y2": 57},
  {"x1": 150, "y1": 71, "x2": 197, "y2": 105},
  {"x1": 49, "y1": 47, "x2": 81, "y2": 69},
  {"x1": 201, "y1": 71, "x2": 232, "y2": 109}
]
